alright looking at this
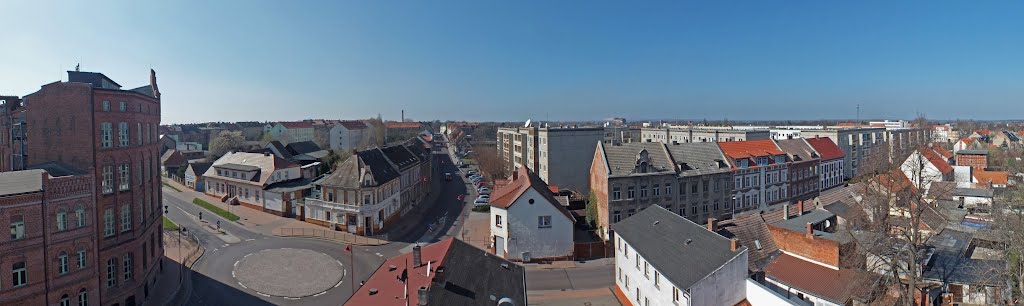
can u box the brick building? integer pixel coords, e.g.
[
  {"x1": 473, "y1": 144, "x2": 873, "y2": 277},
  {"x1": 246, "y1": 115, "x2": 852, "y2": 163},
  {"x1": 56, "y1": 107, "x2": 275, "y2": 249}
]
[
  {"x1": 718, "y1": 140, "x2": 792, "y2": 212},
  {"x1": 955, "y1": 149, "x2": 988, "y2": 170},
  {"x1": 775, "y1": 139, "x2": 821, "y2": 204},
  {"x1": 2, "y1": 70, "x2": 165, "y2": 306},
  {"x1": 0, "y1": 166, "x2": 99, "y2": 305}
]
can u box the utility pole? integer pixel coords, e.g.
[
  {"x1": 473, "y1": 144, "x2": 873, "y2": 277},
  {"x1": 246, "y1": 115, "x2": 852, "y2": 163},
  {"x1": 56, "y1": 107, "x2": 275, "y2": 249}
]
[{"x1": 856, "y1": 104, "x2": 860, "y2": 123}]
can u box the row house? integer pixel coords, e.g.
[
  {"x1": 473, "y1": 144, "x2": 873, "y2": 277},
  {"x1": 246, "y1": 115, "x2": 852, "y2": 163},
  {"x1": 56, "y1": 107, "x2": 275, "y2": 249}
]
[
  {"x1": 719, "y1": 140, "x2": 791, "y2": 212},
  {"x1": 267, "y1": 121, "x2": 316, "y2": 143},
  {"x1": 590, "y1": 142, "x2": 733, "y2": 240},
  {"x1": 775, "y1": 139, "x2": 822, "y2": 204},
  {"x1": 202, "y1": 152, "x2": 310, "y2": 216},
  {"x1": 639, "y1": 126, "x2": 771, "y2": 144},
  {"x1": 805, "y1": 137, "x2": 845, "y2": 191},
  {"x1": 303, "y1": 141, "x2": 430, "y2": 236},
  {"x1": 4, "y1": 70, "x2": 166, "y2": 306}
]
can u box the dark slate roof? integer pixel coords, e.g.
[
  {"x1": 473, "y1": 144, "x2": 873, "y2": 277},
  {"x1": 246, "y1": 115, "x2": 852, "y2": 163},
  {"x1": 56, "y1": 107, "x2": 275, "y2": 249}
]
[
  {"x1": 1002, "y1": 130, "x2": 1021, "y2": 142},
  {"x1": 67, "y1": 71, "x2": 121, "y2": 89},
  {"x1": 922, "y1": 253, "x2": 1004, "y2": 286},
  {"x1": 28, "y1": 161, "x2": 86, "y2": 177},
  {"x1": 957, "y1": 149, "x2": 989, "y2": 155},
  {"x1": 600, "y1": 142, "x2": 675, "y2": 176},
  {"x1": 426, "y1": 239, "x2": 526, "y2": 306},
  {"x1": 775, "y1": 138, "x2": 819, "y2": 162},
  {"x1": 214, "y1": 163, "x2": 261, "y2": 172},
  {"x1": 716, "y1": 213, "x2": 780, "y2": 270},
  {"x1": 130, "y1": 85, "x2": 155, "y2": 97},
  {"x1": 187, "y1": 162, "x2": 214, "y2": 177},
  {"x1": 664, "y1": 142, "x2": 731, "y2": 176},
  {"x1": 265, "y1": 141, "x2": 294, "y2": 160},
  {"x1": 613, "y1": 205, "x2": 746, "y2": 290},
  {"x1": 359, "y1": 148, "x2": 400, "y2": 185},
  {"x1": 927, "y1": 229, "x2": 973, "y2": 256},
  {"x1": 160, "y1": 150, "x2": 186, "y2": 167},
  {"x1": 381, "y1": 145, "x2": 419, "y2": 172},
  {"x1": 286, "y1": 141, "x2": 322, "y2": 155},
  {"x1": 771, "y1": 209, "x2": 851, "y2": 244},
  {"x1": 264, "y1": 178, "x2": 314, "y2": 193}
]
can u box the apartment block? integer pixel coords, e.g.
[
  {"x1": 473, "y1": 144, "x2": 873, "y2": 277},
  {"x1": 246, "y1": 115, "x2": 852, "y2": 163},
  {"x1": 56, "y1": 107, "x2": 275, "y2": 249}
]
[
  {"x1": 639, "y1": 126, "x2": 771, "y2": 144},
  {"x1": 775, "y1": 139, "x2": 821, "y2": 204},
  {"x1": 497, "y1": 125, "x2": 605, "y2": 193},
  {"x1": 796, "y1": 127, "x2": 886, "y2": 179},
  {"x1": 719, "y1": 140, "x2": 792, "y2": 212},
  {"x1": 590, "y1": 142, "x2": 733, "y2": 240}
]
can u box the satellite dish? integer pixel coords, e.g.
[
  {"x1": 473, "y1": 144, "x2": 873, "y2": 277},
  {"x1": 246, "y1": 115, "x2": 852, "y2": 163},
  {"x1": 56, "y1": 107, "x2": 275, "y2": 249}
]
[{"x1": 524, "y1": 119, "x2": 532, "y2": 128}]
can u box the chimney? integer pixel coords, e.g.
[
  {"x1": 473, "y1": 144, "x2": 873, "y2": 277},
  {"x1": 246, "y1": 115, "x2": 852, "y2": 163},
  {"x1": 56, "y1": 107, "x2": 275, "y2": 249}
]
[
  {"x1": 730, "y1": 238, "x2": 739, "y2": 251},
  {"x1": 402, "y1": 110, "x2": 405, "y2": 122},
  {"x1": 149, "y1": 69, "x2": 161, "y2": 99},
  {"x1": 706, "y1": 217, "x2": 717, "y2": 232},
  {"x1": 433, "y1": 266, "x2": 445, "y2": 284},
  {"x1": 806, "y1": 223, "x2": 814, "y2": 238},
  {"x1": 413, "y1": 245, "x2": 422, "y2": 267},
  {"x1": 783, "y1": 204, "x2": 790, "y2": 220},
  {"x1": 417, "y1": 286, "x2": 429, "y2": 305},
  {"x1": 797, "y1": 200, "x2": 804, "y2": 215}
]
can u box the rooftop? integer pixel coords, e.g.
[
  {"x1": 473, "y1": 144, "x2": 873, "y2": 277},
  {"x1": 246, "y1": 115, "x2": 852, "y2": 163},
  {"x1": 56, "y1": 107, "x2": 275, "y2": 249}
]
[
  {"x1": 718, "y1": 140, "x2": 784, "y2": 162},
  {"x1": 488, "y1": 167, "x2": 573, "y2": 221},
  {"x1": 957, "y1": 149, "x2": 989, "y2": 155},
  {"x1": 764, "y1": 253, "x2": 878, "y2": 305},
  {"x1": 804, "y1": 137, "x2": 845, "y2": 160},
  {"x1": 0, "y1": 170, "x2": 46, "y2": 196},
  {"x1": 613, "y1": 205, "x2": 745, "y2": 290}
]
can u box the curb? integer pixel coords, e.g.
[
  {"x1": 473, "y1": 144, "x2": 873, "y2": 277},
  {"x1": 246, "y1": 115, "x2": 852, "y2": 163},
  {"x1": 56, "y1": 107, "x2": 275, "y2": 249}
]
[{"x1": 272, "y1": 234, "x2": 391, "y2": 247}]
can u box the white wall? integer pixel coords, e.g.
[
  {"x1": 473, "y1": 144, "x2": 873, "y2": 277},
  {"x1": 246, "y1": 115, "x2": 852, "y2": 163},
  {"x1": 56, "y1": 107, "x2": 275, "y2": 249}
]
[
  {"x1": 264, "y1": 191, "x2": 282, "y2": 212},
  {"x1": 614, "y1": 236, "x2": 748, "y2": 306},
  {"x1": 496, "y1": 188, "x2": 574, "y2": 260},
  {"x1": 490, "y1": 207, "x2": 509, "y2": 256},
  {"x1": 765, "y1": 277, "x2": 838, "y2": 306},
  {"x1": 746, "y1": 279, "x2": 801, "y2": 306},
  {"x1": 901, "y1": 151, "x2": 943, "y2": 192},
  {"x1": 689, "y1": 250, "x2": 748, "y2": 306}
]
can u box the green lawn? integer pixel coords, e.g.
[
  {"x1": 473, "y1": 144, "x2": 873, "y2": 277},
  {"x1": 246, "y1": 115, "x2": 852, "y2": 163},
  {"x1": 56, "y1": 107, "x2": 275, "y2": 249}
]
[
  {"x1": 162, "y1": 182, "x2": 182, "y2": 192},
  {"x1": 162, "y1": 216, "x2": 179, "y2": 231},
  {"x1": 191, "y1": 198, "x2": 241, "y2": 221}
]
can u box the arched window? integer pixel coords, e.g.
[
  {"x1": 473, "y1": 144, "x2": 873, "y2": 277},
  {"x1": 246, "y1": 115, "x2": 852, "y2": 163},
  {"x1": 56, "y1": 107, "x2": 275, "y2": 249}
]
[
  {"x1": 78, "y1": 288, "x2": 88, "y2": 306},
  {"x1": 76, "y1": 206, "x2": 86, "y2": 228},
  {"x1": 57, "y1": 208, "x2": 68, "y2": 231},
  {"x1": 60, "y1": 294, "x2": 70, "y2": 306},
  {"x1": 58, "y1": 251, "x2": 69, "y2": 275}
]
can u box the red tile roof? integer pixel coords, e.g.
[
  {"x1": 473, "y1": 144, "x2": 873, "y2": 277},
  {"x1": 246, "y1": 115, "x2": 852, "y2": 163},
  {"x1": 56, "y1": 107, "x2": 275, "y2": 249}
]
[
  {"x1": 918, "y1": 146, "x2": 953, "y2": 174},
  {"x1": 930, "y1": 143, "x2": 953, "y2": 159},
  {"x1": 765, "y1": 253, "x2": 877, "y2": 305},
  {"x1": 717, "y1": 140, "x2": 784, "y2": 167},
  {"x1": 960, "y1": 137, "x2": 975, "y2": 144},
  {"x1": 346, "y1": 238, "x2": 455, "y2": 306},
  {"x1": 974, "y1": 129, "x2": 991, "y2": 135},
  {"x1": 805, "y1": 137, "x2": 844, "y2": 160},
  {"x1": 339, "y1": 121, "x2": 368, "y2": 129},
  {"x1": 489, "y1": 167, "x2": 573, "y2": 220},
  {"x1": 279, "y1": 121, "x2": 314, "y2": 129},
  {"x1": 878, "y1": 169, "x2": 914, "y2": 194},
  {"x1": 974, "y1": 170, "x2": 1008, "y2": 185}
]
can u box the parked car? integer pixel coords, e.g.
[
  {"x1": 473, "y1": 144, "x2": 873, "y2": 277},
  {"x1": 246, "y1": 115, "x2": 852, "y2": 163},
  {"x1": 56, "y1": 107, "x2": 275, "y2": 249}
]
[
  {"x1": 478, "y1": 188, "x2": 491, "y2": 195},
  {"x1": 475, "y1": 195, "x2": 490, "y2": 202},
  {"x1": 445, "y1": 172, "x2": 452, "y2": 181},
  {"x1": 473, "y1": 198, "x2": 489, "y2": 206}
]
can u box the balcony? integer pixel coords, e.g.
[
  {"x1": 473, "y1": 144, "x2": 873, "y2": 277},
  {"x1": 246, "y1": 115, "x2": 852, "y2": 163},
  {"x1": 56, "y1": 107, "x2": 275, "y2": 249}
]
[{"x1": 304, "y1": 197, "x2": 364, "y2": 214}]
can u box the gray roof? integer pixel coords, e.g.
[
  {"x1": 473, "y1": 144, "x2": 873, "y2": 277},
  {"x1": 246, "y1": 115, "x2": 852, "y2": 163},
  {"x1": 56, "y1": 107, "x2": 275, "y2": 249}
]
[
  {"x1": 319, "y1": 157, "x2": 361, "y2": 188},
  {"x1": 954, "y1": 187, "x2": 993, "y2": 198},
  {"x1": 285, "y1": 141, "x2": 322, "y2": 156},
  {"x1": 923, "y1": 254, "x2": 1004, "y2": 286},
  {"x1": 664, "y1": 142, "x2": 731, "y2": 176},
  {"x1": 600, "y1": 142, "x2": 675, "y2": 176},
  {"x1": 67, "y1": 71, "x2": 121, "y2": 88},
  {"x1": 358, "y1": 148, "x2": 400, "y2": 184},
  {"x1": 215, "y1": 163, "x2": 261, "y2": 172},
  {"x1": 957, "y1": 149, "x2": 989, "y2": 155},
  {"x1": 770, "y1": 209, "x2": 851, "y2": 244},
  {"x1": 265, "y1": 141, "x2": 294, "y2": 160},
  {"x1": 28, "y1": 161, "x2": 85, "y2": 177},
  {"x1": 613, "y1": 205, "x2": 746, "y2": 290},
  {"x1": 0, "y1": 170, "x2": 46, "y2": 196},
  {"x1": 774, "y1": 138, "x2": 819, "y2": 162},
  {"x1": 264, "y1": 178, "x2": 314, "y2": 193},
  {"x1": 427, "y1": 239, "x2": 526, "y2": 306}
]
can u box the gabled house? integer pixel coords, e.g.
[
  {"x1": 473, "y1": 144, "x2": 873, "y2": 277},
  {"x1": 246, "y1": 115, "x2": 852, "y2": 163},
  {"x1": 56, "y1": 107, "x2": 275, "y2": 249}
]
[
  {"x1": 973, "y1": 169, "x2": 1009, "y2": 188},
  {"x1": 202, "y1": 151, "x2": 309, "y2": 216},
  {"x1": 613, "y1": 205, "x2": 749, "y2": 306},
  {"x1": 953, "y1": 137, "x2": 982, "y2": 152},
  {"x1": 775, "y1": 139, "x2": 821, "y2": 203},
  {"x1": 992, "y1": 130, "x2": 1022, "y2": 148},
  {"x1": 805, "y1": 137, "x2": 845, "y2": 191},
  {"x1": 183, "y1": 161, "x2": 213, "y2": 191},
  {"x1": 329, "y1": 121, "x2": 371, "y2": 151},
  {"x1": 901, "y1": 147, "x2": 954, "y2": 192},
  {"x1": 160, "y1": 149, "x2": 186, "y2": 178},
  {"x1": 489, "y1": 166, "x2": 575, "y2": 262},
  {"x1": 345, "y1": 238, "x2": 526, "y2": 306}
]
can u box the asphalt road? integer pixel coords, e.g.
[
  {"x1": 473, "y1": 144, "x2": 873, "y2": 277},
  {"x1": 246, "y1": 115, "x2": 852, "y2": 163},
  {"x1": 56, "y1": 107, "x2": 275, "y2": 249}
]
[
  {"x1": 525, "y1": 263, "x2": 616, "y2": 291},
  {"x1": 161, "y1": 146, "x2": 471, "y2": 306}
]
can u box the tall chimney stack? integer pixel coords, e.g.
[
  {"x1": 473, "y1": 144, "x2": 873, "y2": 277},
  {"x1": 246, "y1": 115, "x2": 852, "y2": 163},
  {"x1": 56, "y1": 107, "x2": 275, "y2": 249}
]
[
  {"x1": 413, "y1": 244, "x2": 422, "y2": 267},
  {"x1": 805, "y1": 223, "x2": 814, "y2": 239},
  {"x1": 730, "y1": 238, "x2": 739, "y2": 251},
  {"x1": 706, "y1": 217, "x2": 717, "y2": 232},
  {"x1": 402, "y1": 110, "x2": 405, "y2": 122}
]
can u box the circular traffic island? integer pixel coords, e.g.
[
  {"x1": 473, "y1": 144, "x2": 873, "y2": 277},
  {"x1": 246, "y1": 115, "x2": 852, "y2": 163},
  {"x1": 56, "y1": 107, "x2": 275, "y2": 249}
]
[{"x1": 233, "y1": 248, "x2": 344, "y2": 298}]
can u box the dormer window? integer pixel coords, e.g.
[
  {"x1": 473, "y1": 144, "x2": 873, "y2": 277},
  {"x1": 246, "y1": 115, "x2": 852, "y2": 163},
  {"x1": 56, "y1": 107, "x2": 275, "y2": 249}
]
[
  {"x1": 757, "y1": 157, "x2": 769, "y2": 166},
  {"x1": 775, "y1": 155, "x2": 786, "y2": 163}
]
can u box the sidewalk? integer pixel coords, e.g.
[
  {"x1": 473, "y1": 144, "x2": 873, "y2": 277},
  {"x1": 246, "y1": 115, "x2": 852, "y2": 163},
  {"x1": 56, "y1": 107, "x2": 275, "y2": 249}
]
[
  {"x1": 161, "y1": 178, "x2": 386, "y2": 246},
  {"x1": 147, "y1": 230, "x2": 202, "y2": 306},
  {"x1": 378, "y1": 154, "x2": 446, "y2": 241}
]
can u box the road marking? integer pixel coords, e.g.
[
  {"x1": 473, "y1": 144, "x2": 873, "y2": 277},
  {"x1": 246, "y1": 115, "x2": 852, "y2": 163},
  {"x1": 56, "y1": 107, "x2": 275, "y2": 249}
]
[
  {"x1": 283, "y1": 297, "x2": 300, "y2": 300},
  {"x1": 212, "y1": 248, "x2": 219, "y2": 252},
  {"x1": 237, "y1": 282, "x2": 247, "y2": 289},
  {"x1": 245, "y1": 239, "x2": 255, "y2": 241},
  {"x1": 375, "y1": 253, "x2": 383, "y2": 257},
  {"x1": 336, "y1": 260, "x2": 343, "y2": 267},
  {"x1": 222, "y1": 244, "x2": 229, "y2": 248},
  {"x1": 234, "y1": 260, "x2": 240, "y2": 268},
  {"x1": 256, "y1": 292, "x2": 271, "y2": 297},
  {"x1": 312, "y1": 291, "x2": 327, "y2": 297},
  {"x1": 334, "y1": 270, "x2": 346, "y2": 288},
  {"x1": 232, "y1": 270, "x2": 236, "y2": 278}
]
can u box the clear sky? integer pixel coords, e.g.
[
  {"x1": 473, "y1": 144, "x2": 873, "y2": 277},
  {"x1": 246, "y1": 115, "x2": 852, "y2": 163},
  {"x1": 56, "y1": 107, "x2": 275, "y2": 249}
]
[{"x1": 2, "y1": 1, "x2": 1023, "y2": 124}]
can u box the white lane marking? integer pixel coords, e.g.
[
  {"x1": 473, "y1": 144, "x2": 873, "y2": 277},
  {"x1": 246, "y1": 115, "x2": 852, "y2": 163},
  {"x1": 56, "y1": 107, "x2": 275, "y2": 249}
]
[
  {"x1": 212, "y1": 248, "x2": 219, "y2": 252},
  {"x1": 336, "y1": 260, "x2": 343, "y2": 267},
  {"x1": 375, "y1": 253, "x2": 383, "y2": 257},
  {"x1": 245, "y1": 239, "x2": 255, "y2": 241},
  {"x1": 256, "y1": 292, "x2": 270, "y2": 297},
  {"x1": 238, "y1": 282, "x2": 247, "y2": 289},
  {"x1": 283, "y1": 297, "x2": 301, "y2": 300},
  {"x1": 222, "y1": 244, "x2": 229, "y2": 248},
  {"x1": 334, "y1": 270, "x2": 346, "y2": 288},
  {"x1": 312, "y1": 291, "x2": 327, "y2": 297},
  {"x1": 232, "y1": 270, "x2": 236, "y2": 278},
  {"x1": 234, "y1": 260, "x2": 240, "y2": 268}
]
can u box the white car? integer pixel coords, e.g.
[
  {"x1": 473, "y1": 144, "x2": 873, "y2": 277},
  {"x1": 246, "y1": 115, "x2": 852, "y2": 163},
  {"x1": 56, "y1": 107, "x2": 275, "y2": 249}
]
[
  {"x1": 473, "y1": 198, "x2": 489, "y2": 206},
  {"x1": 476, "y1": 195, "x2": 490, "y2": 202},
  {"x1": 478, "y1": 187, "x2": 491, "y2": 195}
]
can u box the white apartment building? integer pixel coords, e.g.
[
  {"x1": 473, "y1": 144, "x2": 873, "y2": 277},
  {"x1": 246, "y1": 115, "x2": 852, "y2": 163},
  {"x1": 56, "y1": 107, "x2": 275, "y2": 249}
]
[
  {"x1": 639, "y1": 126, "x2": 771, "y2": 144},
  {"x1": 797, "y1": 127, "x2": 886, "y2": 180},
  {"x1": 613, "y1": 205, "x2": 748, "y2": 306},
  {"x1": 328, "y1": 121, "x2": 370, "y2": 151},
  {"x1": 497, "y1": 124, "x2": 605, "y2": 192}
]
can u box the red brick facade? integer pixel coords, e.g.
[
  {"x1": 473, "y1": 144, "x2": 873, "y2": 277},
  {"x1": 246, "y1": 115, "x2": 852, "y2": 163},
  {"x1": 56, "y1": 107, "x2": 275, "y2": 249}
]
[
  {"x1": 0, "y1": 170, "x2": 100, "y2": 305},
  {"x1": 4, "y1": 70, "x2": 165, "y2": 306},
  {"x1": 955, "y1": 153, "x2": 987, "y2": 170},
  {"x1": 588, "y1": 145, "x2": 610, "y2": 238},
  {"x1": 767, "y1": 224, "x2": 840, "y2": 268}
]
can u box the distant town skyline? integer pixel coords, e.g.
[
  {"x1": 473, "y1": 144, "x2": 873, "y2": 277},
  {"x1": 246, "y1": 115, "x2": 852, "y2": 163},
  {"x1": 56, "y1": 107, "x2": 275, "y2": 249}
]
[{"x1": 2, "y1": 1, "x2": 1023, "y2": 124}]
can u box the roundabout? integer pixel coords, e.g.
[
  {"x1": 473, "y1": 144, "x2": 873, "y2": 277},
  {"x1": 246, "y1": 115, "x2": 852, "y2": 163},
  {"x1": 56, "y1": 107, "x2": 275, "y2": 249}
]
[{"x1": 233, "y1": 248, "x2": 345, "y2": 298}]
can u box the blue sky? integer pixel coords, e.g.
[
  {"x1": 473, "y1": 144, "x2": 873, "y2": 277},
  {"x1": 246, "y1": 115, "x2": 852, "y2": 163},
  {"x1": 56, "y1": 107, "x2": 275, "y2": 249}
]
[{"x1": 2, "y1": 1, "x2": 1022, "y2": 124}]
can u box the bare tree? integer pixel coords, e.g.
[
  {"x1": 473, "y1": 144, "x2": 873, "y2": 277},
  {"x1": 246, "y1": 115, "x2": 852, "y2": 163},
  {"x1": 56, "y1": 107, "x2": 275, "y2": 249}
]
[
  {"x1": 208, "y1": 130, "x2": 246, "y2": 160},
  {"x1": 472, "y1": 144, "x2": 506, "y2": 180}
]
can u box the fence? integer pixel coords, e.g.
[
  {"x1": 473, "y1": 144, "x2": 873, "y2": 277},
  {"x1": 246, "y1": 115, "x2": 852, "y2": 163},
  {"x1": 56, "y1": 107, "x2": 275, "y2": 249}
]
[
  {"x1": 574, "y1": 241, "x2": 610, "y2": 260},
  {"x1": 163, "y1": 229, "x2": 204, "y2": 306},
  {"x1": 276, "y1": 227, "x2": 389, "y2": 246}
]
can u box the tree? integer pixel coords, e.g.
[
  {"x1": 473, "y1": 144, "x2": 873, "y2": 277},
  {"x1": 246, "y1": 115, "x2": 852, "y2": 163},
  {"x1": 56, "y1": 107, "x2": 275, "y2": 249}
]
[
  {"x1": 208, "y1": 130, "x2": 246, "y2": 160},
  {"x1": 586, "y1": 192, "x2": 599, "y2": 227},
  {"x1": 473, "y1": 144, "x2": 506, "y2": 180}
]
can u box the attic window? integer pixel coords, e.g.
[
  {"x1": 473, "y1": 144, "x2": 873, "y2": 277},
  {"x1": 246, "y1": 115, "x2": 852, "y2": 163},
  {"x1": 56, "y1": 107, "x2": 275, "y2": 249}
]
[{"x1": 754, "y1": 240, "x2": 762, "y2": 250}]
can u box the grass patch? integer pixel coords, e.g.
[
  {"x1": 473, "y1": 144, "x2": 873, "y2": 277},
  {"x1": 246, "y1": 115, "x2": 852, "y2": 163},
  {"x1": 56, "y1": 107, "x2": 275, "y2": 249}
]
[
  {"x1": 162, "y1": 216, "x2": 179, "y2": 231},
  {"x1": 162, "y1": 182, "x2": 182, "y2": 192},
  {"x1": 192, "y1": 198, "x2": 240, "y2": 221}
]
